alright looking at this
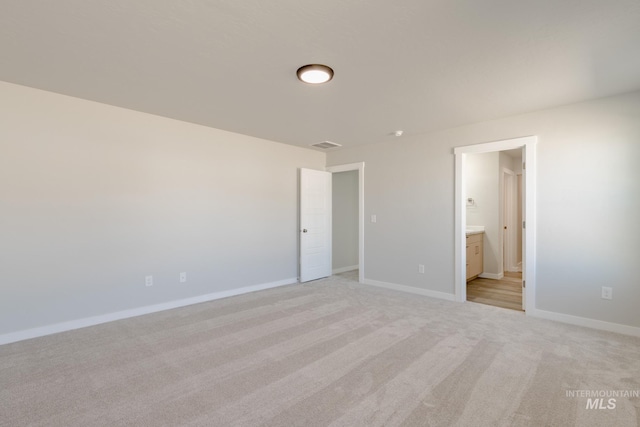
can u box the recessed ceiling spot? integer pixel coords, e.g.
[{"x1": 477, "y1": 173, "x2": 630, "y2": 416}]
[
  {"x1": 393, "y1": 130, "x2": 404, "y2": 137},
  {"x1": 310, "y1": 141, "x2": 342, "y2": 149},
  {"x1": 297, "y1": 64, "x2": 334, "y2": 84}
]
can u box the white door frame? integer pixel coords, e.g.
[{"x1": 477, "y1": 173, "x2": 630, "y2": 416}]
[
  {"x1": 326, "y1": 162, "x2": 365, "y2": 283},
  {"x1": 454, "y1": 136, "x2": 536, "y2": 313}
]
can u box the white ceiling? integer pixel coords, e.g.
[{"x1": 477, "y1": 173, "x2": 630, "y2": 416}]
[{"x1": 2, "y1": 1, "x2": 640, "y2": 150}]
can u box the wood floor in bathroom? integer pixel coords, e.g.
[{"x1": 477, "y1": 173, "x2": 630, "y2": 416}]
[{"x1": 467, "y1": 271, "x2": 523, "y2": 311}]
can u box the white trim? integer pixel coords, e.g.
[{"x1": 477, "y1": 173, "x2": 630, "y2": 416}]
[
  {"x1": 326, "y1": 162, "x2": 365, "y2": 284},
  {"x1": 332, "y1": 265, "x2": 359, "y2": 274},
  {"x1": 479, "y1": 272, "x2": 504, "y2": 280},
  {"x1": 531, "y1": 309, "x2": 640, "y2": 338},
  {"x1": 362, "y1": 279, "x2": 456, "y2": 302},
  {"x1": 454, "y1": 135, "x2": 537, "y2": 314},
  {"x1": 0, "y1": 277, "x2": 297, "y2": 346}
]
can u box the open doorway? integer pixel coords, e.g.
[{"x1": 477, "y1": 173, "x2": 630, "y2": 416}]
[
  {"x1": 298, "y1": 163, "x2": 364, "y2": 284},
  {"x1": 464, "y1": 149, "x2": 523, "y2": 311},
  {"x1": 332, "y1": 170, "x2": 359, "y2": 276},
  {"x1": 327, "y1": 163, "x2": 364, "y2": 283},
  {"x1": 454, "y1": 136, "x2": 537, "y2": 313}
]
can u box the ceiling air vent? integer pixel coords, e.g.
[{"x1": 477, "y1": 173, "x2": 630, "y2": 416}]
[{"x1": 310, "y1": 141, "x2": 342, "y2": 149}]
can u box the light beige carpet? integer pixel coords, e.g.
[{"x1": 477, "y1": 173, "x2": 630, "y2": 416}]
[{"x1": 1, "y1": 271, "x2": 639, "y2": 426}]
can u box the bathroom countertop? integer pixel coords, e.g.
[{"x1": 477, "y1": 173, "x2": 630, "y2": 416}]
[{"x1": 466, "y1": 226, "x2": 485, "y2": 236}]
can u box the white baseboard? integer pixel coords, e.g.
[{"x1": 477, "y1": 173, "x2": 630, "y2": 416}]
[
  {"x1": 362, "y1": 279, "x2": 456, "y2": 302},
  {"x1": 531, "y1": 309, "x2": 640, "y2": 337},
  {"x1": 479, "y1": 272, "x2": 504, "y2": 280},
  {"x1": 332, "y1": 265, "x2": 359, "y2": 274},
  {"x1": 0, "y1": 277, "x2": 297, "y2": 346}
]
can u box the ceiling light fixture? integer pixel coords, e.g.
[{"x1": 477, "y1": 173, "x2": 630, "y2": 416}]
[
  {"x1": 296, "y1": 64, "x2": 334, "y2": 84},
  {"x1": 393, "y1": 130, "x2": 404, "y2": 137}
]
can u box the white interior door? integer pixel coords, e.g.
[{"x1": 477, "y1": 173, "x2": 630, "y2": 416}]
[
  {"x1": 502, "y1": 168, "x2": 516, "y2": 272},
  {"x1": 300, "y1": 168, "x2": 332, "y2": 282},
  {"x1": 521, "y1": 151, "x2": 527, "y2": 311}
]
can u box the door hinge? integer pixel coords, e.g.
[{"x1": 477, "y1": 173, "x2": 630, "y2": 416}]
[
  {"x1": 523, "y1": 280, "x2": 526, "y2": 288},
  {"x1": 523, "y1": 162, "x2": 526, "y2": 170},
  {"x1": 522, "y1": 220, "x2": 526, "y2": 229}
]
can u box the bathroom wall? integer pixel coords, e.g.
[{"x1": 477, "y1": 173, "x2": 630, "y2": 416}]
[{"x1": 466, "y1": 152, "x2": 501, "y2": 276}]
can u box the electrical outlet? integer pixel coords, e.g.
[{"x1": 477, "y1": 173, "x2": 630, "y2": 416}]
[
  {"x1": 180, "y1": 272, "x2": 187, "y2": 283},
  {"x1": 601, "y1": 286, "x2": 613, "y2": 300},
  {"x1": 418, "y1": 264, "x2": 425, "y2": 274},
  {"x1": 371, "y1": 214, "x2": 377, "y2": 223},
  {"x1": 145, "y1": 275, "x2": 153, "y2": 287}
]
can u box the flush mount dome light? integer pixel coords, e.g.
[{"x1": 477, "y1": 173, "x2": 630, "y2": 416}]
[{"x1": 296, "y1": 64, "x2": 334, "y2": 84}]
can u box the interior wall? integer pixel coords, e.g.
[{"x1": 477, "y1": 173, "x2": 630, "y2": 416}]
[
  {"x1": 327, "y1": 90, "x2": 640, "y2": 328},
  {"x1": 0, "y1": 81, "x2": 325, "y2": 336},
  {"x1": 332, "y1": 170, "x2": 359, "y2": 272},
  {"x1": 466, "y1": 152, "x2": 500, "y2": 276}
]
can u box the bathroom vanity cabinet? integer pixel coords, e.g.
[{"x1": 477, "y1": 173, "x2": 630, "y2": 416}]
[{"x1": 466, "y1": 232, "x2": 484, "y2": 281}]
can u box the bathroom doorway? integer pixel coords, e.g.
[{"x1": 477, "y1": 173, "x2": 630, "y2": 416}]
[
  {"x1": 454, "y1": 136, "x2": 537, "y2": 313},
  {"x1": 464, "y1": 149, "x2": 523, "y2": 311}
]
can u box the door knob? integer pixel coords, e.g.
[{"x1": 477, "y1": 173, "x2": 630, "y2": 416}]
[{"x1": 302, "y1": 229, "x2": 308, "y2": 233}]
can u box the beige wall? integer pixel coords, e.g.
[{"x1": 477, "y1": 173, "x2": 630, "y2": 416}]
[
  {"x1": 328, "y1": 90, "x2": 640, "y2": 328},
  {"x1": 2, "y1": 79, "x2": 639, "y2": 337},
  {"x1": 0, "y1": 81, "x2": 325, "y2": 336}
]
